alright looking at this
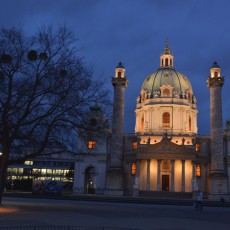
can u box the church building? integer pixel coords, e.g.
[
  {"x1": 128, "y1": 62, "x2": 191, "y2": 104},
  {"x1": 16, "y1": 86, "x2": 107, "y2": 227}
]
[{"x1": 73, "y1": 41, "x2": 230, "y2": 201}]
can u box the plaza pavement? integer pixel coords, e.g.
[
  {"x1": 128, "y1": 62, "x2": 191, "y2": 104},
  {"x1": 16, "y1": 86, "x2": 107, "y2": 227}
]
[{"x1": 0, "y1": 193, "x2": 230, "y2": 230}]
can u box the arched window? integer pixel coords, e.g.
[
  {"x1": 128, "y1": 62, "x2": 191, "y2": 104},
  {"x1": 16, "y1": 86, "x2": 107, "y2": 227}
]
[
  {"x1": 142, "y1": 92, "x2": 145, "y2": 102},
  {"x1": 170, "y1": 59, "x2": 172, "y2": 66},
  {"x1": 214, "y1": 71, "x2": 218, "y2": 77},
  {"x1": 189, "y1": 116, "x2": 191, "y2": 131},
  {"x1": 163, "y1": 88, "x2": 170, "y2": 97},
  {"x1": 165, "y1": 58, "x2": 168, "y2": 66},
  {"x1": 162, "y1": 112, "x2": 170, "y2": 127},
  {"x1": 141, "y1": 115, "x2": 144, "y2": 132}
]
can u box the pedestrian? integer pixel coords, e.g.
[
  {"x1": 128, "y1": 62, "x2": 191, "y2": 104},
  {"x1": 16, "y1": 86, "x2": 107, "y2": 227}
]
[{"x1": 196, "y1": 190, "x2": 203, "y2": 211}]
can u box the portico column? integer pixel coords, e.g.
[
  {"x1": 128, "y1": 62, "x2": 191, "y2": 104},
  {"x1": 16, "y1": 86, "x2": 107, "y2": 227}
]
[
  {"x1": 201, "y1": 163, "x2": 208, "y2": 193},
  {"x1": 136, "y1": 160, "x2": 140, "y2": 178},
  {"x1": 157, "y1": 159, "x2": 161, "y2": 191},
  {"x1": 181, "y1": 160, "x2": 185, "y2": 192},
  {"x1": 192, "y1": 161, "x2": 196, "y2": 178},
  {"x1": 171, "y1": 160, "x2": 175, "y2": 192},
  {"x1": 192, "y1": 161, "x2": 198, "y2": 195},
  {"x1": 146, "y1": 159, "x2": 150, "y2": 191},
  {"x1": 133, "y1": 160, "x2": 140, "y2": 197}
]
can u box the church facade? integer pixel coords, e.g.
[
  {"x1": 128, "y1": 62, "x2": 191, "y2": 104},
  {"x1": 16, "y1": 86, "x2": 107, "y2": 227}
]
[{"x1": 73, "y1": 42, "x2": 230, "y2": 201}]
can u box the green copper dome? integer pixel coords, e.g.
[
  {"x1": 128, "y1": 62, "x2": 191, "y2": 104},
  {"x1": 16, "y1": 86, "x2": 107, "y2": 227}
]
[
  {"x1": 141, "y1": 67, "x2": 193, "y2": 96},
  {"x1": 141, "y1": 41, "x2": 194, "y2": 97}
]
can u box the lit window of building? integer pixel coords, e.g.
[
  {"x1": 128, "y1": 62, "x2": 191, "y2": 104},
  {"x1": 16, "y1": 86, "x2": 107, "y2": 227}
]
[
  {"x1": 163, "y1": 88, "x2": 170, "y2": 97},
  {"x1": 132, "y1": 142, "x2": 138, "y2": 150},
  {"x1": 189, "y1": 116, "x2": 191, "y2": 131},
  {"x1": 131, "y1": 162, "x2": 136, "y2": 175},
  {"x1": 24, "y1": 161, "x2": 33, "y2": 165},
  {"x1": 88, "y1": 141, "x2": 96, "y2": 149},
  {"x1": 46, "y1": 169, "x2": 52, "y2": 175},
  {"x1": 41, "y1": 169, "x2": 46, "y2": 175},
  {"x1": 196, "y1": 164, "x2": 201, "y2": 177},
  {"x1": 196, "y1": 143, "x2": 200, "y2": 152},
  {"x1": 162, "y1": 112, "x2": 170, "y2": 127}
]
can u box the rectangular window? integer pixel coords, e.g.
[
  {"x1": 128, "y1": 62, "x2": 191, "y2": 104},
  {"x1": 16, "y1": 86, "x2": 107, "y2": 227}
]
[
  {"x1": 24, "y1": 160, "x2": 33, "y2": 165},
  {"x1": 88, "y1": 141, "x2": 96, "y2": 149},
  {"x1": 196, "y1": 143, "x2": 200, "y2": 152},
  {"x1": 196, "y1": 164, "x2": 201, "y2": 177},
  {"x1": 131, "y1": 162, "x2": 136, "y2": 175},
  {"x1": 46, "y1": 169, "x2": 52, "y2": 174},
  {"x1": 162, "y1": 112, "x2": 170, "y2": 127},
  {"x1": 132, "y1": 142, "x2": 138, "y2": 150}
]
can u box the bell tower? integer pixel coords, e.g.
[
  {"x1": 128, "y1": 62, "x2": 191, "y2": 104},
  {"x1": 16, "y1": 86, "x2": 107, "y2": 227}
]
[
  {"x1": 207, "y1": 61, "x2": 227, "y2": 199},
  {"x1": 105, "y1": 62, "x2": 128, "y2": 195}
]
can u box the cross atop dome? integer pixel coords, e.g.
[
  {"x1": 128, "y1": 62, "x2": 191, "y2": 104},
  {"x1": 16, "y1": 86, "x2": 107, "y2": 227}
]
[{"x1": 163, "y1": 39, "x2": 171, "y2": 55}]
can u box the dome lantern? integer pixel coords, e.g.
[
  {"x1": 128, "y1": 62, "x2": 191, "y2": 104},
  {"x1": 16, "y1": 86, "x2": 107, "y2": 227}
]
[
  {"x1": 210, "y1": 61, "x2": 221, "y2": 78},
  {"x1": 160, "y1": 39, "x2": 174, "y2": 68},
  {"x1": 115, "y1": 62, "x2": 125, "y2": 78}
]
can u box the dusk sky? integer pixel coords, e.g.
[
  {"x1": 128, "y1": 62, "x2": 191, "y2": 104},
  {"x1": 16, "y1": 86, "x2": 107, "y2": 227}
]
[{"x1": 1, "y1": 0, "x2": 230, "y2": 135}]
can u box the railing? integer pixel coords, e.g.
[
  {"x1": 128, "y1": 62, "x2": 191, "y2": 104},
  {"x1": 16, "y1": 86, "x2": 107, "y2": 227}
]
[{"x1": 0, "y1": 226, "x2": 140, "y2": 230}]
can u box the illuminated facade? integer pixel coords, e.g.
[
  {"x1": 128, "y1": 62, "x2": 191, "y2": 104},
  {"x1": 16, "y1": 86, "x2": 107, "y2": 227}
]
[
  {"x1": 9, "y1": 41, "x2": 230, "y2": 200},
  {"x1": 73, "y1": 41, "x2": 230, "y2": 201}
]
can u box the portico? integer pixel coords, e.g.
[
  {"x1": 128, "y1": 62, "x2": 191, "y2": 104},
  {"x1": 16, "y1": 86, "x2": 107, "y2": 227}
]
[{"x1": 134, "y1": 136, "x2": 198, "y2": 193}]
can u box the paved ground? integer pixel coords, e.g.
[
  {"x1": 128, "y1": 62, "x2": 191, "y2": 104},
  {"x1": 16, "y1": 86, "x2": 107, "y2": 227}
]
[{"x1": 0, "y1": 196, "x2": 230, "y2": 230}]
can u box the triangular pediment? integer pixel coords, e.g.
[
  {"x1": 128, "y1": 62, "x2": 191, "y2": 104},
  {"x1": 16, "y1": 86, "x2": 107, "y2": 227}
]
[{"x1": 137, "y1": 137, "x2": 195, "y2": 156}]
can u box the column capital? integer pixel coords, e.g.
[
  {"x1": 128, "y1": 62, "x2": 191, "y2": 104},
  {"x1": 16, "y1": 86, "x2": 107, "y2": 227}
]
[
  {"x1": 112, "y1": 76, "x2": 128, "y2": 88},
  {"x1": 207, "y1": 76, "x2": 224, "y2": 88}
]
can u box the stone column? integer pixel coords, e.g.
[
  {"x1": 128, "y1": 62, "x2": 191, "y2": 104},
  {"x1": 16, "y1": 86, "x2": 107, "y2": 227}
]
[
  {"x1": 136, "y1": 160, "x2": 140, "y2": 178},
  {"x1": 171, "y1": 160, "x2": 175, "y2": 192},
  {"x1": 192, "y1": 161, "x2": 198, "y2": 192},
  {"x1": 201, "y1": 163, "x2": 208, "y2": 193},
  {"x1": 181, "y1": 160, "x2": 185, "y2": 192},
  {"x1": 207, "y1": 62, "x2": 224, "y2": 174},
  {"x1": 192, "y1": 161, "x2": 196, "y2": 178},
  {"x1": 133, "y1": 160, "x2": 140, "y2": 197},
  {"x1": 105, "y1": 62, "x2": 128, "y2": 196},
  {"x1": 192, "y1": 161, "x2": 198, "y2": 200},
  {"x1": 207, "y1": 61, "x2": 227, "y2": 200},
  {"x1": 146, "y1": 159, "x2": 150, "y2": 191},
  {"x1": 157, "y1": 159, "x2": 161, "y2": 191}
]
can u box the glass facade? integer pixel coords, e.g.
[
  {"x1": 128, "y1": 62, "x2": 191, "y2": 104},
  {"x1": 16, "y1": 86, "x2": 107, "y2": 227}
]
[{"x1": 6, "y1": 159, "x2": 74, "y2": 191}]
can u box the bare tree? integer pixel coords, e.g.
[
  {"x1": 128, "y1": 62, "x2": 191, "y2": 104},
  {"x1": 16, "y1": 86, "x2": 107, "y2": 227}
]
[{"x1": 0, "y1": 25, "x2": 111, "y2": 204}]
